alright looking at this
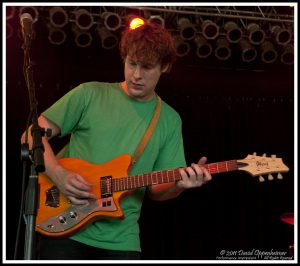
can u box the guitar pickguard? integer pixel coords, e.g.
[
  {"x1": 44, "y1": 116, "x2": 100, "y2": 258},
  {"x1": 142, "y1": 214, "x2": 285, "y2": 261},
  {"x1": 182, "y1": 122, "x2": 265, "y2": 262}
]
[{"x1": 37, "y1": 197, "x2": 117, "y2": 234}]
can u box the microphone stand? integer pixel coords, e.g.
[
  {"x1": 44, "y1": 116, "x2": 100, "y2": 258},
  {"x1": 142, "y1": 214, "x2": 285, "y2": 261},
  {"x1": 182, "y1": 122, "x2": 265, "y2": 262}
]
[{"x1": 20, "y1": 30, "x2": 50, "y2": 260}]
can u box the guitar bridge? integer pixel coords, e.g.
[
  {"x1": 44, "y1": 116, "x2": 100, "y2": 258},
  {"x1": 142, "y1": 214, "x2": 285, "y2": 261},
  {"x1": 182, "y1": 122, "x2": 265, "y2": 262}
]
[{"x1": 45, "y1": 186, "x2": 60, "y2": 207}]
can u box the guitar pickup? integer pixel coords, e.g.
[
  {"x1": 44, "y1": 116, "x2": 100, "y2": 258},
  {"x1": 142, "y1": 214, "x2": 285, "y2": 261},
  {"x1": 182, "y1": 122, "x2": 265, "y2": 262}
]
[{"x1": 100, "y1": 176, "x2": 113, "y2": 198}]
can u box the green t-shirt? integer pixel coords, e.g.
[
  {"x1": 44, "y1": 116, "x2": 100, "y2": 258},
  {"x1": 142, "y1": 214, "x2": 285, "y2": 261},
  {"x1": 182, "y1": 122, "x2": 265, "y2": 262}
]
[{"x1": 42, "y1": 81, "x2": 186, "y2": 251}]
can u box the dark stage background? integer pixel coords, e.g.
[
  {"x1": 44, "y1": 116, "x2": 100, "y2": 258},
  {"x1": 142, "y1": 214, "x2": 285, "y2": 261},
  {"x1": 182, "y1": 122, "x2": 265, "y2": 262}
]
[{"x1": 5, "y1": 5, "x2": 295, "y2": 261}]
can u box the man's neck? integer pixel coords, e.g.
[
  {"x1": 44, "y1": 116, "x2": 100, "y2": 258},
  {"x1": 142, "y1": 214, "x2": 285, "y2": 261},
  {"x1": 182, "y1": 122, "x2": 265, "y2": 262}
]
[
  {"x1": 121, "y1": 81, "x2": 156, "y2": 102},
  {"x1": 121, "y1": 81, "x2": 129, "y2": 96}
]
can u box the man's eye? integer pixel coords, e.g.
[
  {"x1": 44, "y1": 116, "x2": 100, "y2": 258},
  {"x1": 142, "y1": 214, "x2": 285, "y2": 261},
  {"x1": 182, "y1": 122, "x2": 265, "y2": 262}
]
[{"x1": 143, "y1": 65, "x2": 153, "y2": 70}]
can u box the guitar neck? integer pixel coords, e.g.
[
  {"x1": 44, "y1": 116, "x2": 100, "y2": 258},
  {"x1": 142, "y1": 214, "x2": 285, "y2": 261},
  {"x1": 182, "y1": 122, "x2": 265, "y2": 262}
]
[{"x1": 112, "y1": 160, "x2": 238, "y2": 192}]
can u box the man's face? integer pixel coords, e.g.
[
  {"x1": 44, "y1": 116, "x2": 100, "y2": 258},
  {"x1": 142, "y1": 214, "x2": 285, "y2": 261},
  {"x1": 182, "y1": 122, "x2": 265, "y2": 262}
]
[{"x1": 124, "y1": 56, "x2": 168, "y2": 102}]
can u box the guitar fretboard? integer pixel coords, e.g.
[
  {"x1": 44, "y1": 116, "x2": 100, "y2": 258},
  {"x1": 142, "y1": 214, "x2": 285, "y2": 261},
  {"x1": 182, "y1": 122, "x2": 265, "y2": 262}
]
[{"x1": 112, "y1": 160, "x2": 238, "y2": 192}]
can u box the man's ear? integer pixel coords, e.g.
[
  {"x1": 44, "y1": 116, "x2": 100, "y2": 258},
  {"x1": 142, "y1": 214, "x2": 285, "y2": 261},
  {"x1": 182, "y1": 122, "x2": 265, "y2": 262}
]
[{"x1": 161, "y1": 63, "x2": 171, "y2": 73}]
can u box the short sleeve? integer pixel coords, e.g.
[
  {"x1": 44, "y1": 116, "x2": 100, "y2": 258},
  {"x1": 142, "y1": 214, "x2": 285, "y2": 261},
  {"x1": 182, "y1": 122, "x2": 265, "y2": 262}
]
[{"x1": 42, "y1": 84, "x2": 87, "y2": 137}]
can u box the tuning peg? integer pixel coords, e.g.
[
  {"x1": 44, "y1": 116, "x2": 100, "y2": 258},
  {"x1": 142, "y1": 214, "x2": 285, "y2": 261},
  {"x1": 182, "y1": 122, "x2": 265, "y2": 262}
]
[
  {"x1": 268, "y1": 174, "x2": 274, "y2": 181},
  {"x1": 259, "y1": 176, "x2": 265, "y2": 182},
  {"x1": 271, "y1": 154, "x2": 276, "y2": 158},
  {"x1": 253, "y1": 152, "x2": 257, "y2": 156},
  {"x1": 262, "y1": 153, "x2": 266, "y2": 157},
  {"x1": 277, "y1": 173, "x2": 284, "y2": 179}
]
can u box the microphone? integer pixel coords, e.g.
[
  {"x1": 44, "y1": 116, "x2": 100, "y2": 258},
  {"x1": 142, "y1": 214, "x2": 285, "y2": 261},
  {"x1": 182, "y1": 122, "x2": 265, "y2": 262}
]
[{"x1": 20, "y1": 13, "x2": 34, "y2": 45}]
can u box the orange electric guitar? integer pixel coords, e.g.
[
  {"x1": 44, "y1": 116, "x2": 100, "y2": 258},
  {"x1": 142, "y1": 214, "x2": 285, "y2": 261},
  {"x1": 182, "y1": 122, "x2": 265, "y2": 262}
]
[{"x1": 36, "y1": 153, "x2": 289, "y2": 238}]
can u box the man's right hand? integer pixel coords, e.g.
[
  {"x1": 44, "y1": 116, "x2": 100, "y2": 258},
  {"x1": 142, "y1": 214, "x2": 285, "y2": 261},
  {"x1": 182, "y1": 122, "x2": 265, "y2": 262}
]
[{"x1": 53, "y1": 165, "x2": 97, "y2": 205}]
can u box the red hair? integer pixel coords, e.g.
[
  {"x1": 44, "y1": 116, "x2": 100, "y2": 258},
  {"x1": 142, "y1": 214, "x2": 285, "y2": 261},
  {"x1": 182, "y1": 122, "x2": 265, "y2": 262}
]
[{"x1": 120, "y1": 22, "x2": 177, "y2": 70}]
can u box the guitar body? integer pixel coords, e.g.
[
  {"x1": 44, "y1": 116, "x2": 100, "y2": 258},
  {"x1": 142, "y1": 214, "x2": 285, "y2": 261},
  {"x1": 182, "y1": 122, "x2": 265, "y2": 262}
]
[{"x1": 36, "y1": 154, "x2": 132, "y2": 238}]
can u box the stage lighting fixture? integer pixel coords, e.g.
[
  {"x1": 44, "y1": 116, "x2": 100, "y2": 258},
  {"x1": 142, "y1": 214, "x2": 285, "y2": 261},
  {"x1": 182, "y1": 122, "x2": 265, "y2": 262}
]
[
  {"x1": 173, "y1": 35, "x2": 190, "y2": 57},
  {"x1": 214, "y1": 37, "x2": 231, "y2": 61},
  {"x1": 239, "y1": 38, "x2": 257, "y2": 62},
  {"x1": 194, "y1": 35, "x2": 212, "y2": 59},
  {"x1": 280, "y1": 44, "x2": 294, "y2": 65},
  {"x1": 148, "y1": 15, "x2": 165, "y2": 28},
  {"x1": 74, "y1": 30, "x2": 93, "y2": 48},
  {"x1": 49, "y1": 7, "x2": 68, "y2": 28},
  {"x1": 75, "y1": 9, "x2": 94, "y2": 31},
  {"x1": 48, "y1": 26, "x2": 66, "y2": 45},
  {"x1": 224, "y1": 21, "x2": 242, "y2": 43},
  {"x1": 260, "y1": 41, "x2": 278, "y2": 64},
  {"x1": 6, "y1": 6, "x2": 15, "y2": 20},
  {"x1": 201, "y1": 20, "x2": 219, "y2": 40},
  {"x1": 271, "y1": 25, "x2": 292, "y2": 46},
  {"x1": 177, "y1": 17, "x2": 196, "y2": 40},
  {"x1": 247, "y1": 23, "x2": 265, "y2": 45},
  {"x1": 19, "y1": 6, "x2": 39, "y2": 22},
  {"x1": 7, "y1": 23, "x2": 13, "y2": 39},
  {"x1": 97, "y1": 26, "x2": 118, "y2": 49},
  {"x1": 102, "y1": 12, "x2": 122, "y2": 31}
]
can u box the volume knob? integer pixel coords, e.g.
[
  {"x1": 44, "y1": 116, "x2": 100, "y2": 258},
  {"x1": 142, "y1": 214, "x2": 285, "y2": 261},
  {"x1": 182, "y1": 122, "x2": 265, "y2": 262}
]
[{"x1": 69, "y1": 211, "x2": 77, "y2": 219}]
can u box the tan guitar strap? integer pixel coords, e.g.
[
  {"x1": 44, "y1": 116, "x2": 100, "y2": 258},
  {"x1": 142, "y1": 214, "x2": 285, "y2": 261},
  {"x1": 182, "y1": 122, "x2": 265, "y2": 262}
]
[{"x1": 131, "y1": 95, "x2": 162, "y2": 168}]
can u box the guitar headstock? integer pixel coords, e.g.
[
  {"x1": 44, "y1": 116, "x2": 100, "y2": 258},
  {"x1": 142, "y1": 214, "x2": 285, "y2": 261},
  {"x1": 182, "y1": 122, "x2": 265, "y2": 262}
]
[{"x1": 237, "y1": 153, "x2": 289, "y2": 182}]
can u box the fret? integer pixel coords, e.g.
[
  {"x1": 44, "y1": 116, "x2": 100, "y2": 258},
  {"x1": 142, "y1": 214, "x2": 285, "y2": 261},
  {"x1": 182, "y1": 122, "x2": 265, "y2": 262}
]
[
  {"x1": 121, "y1": 177, "x2": 124, "y2": 190},
  {"x1": 226, "y1": 160, "x2": 238, "y2": 171},
  {"x1": 139, "y1": 174, "x2": 143, "y2": 187},
  {"x1": 217, "y1": 162, "x2": 227, "y2": 173},
  {"x1": 151, "y1": 172, "x2": 157, "y2": 185},
  {"x1": 157, "y1": 171, "x2": 162, "y2": 184},
  {"x1": 146, "y1": 173, "x2": 149, "y2": 186},
  {"x1": 205, "y1": 161, "x2": 237, "y2": 174},
  {"x1": 115, "y1": 179, "x2": 118, "y2": 192},
  {"x1": 131, "y1": 175, "x2": 134, "y2": 189},
  {"x1": 170, "y1": 170, "x2": 175, "y2": 182},
  {"x1": 171, "y1": 169, "x2": 175, "y2": 181},
  {"x1": 163, "y1": 171, "x2": 168, "y2": 183},
  {"x1": 166, "y1": 170, "x2": 170, "y2": 182},
  {"x1": 128, "y1": 176, "x2": 132, "y2": 189},
  {"x1": 207, "y1": 163, "x2": 217, "y2": 174}
]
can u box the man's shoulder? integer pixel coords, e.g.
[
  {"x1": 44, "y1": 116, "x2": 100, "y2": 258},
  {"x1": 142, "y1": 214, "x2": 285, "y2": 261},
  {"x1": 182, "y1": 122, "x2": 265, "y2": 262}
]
[
  {"x1": 160, "y1": 99, "x2": 182, "y2": 122},
  {"x1": 78, "y1": 81, "x2": 120, "y2": 90},
  {"x1": 71, "y1": 81, "x2": 120, "y2": 97}
]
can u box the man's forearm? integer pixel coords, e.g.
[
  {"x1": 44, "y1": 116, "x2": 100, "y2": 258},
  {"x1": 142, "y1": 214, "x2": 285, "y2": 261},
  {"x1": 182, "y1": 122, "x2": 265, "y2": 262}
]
[{"x1": 148, "y1": 182, "x2": 185, "y2": 201}]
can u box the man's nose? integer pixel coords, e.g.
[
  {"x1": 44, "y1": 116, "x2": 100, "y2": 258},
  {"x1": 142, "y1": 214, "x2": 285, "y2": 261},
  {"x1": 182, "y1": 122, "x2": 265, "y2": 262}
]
[{"x1": 133, "y1": 65, "x2": 142, "y2": 78}]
